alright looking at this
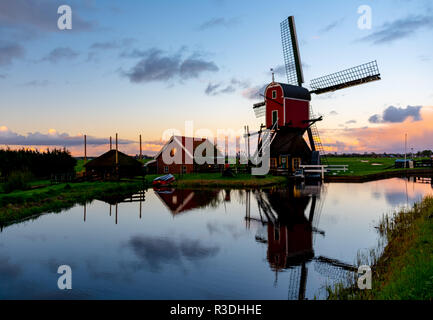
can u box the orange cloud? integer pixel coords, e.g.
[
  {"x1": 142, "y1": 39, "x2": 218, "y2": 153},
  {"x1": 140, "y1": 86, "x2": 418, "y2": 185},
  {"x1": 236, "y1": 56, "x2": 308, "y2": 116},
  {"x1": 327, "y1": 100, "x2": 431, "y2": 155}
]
[{"x1": 320, "y1": 106, "x2": 433, "y2": 153}]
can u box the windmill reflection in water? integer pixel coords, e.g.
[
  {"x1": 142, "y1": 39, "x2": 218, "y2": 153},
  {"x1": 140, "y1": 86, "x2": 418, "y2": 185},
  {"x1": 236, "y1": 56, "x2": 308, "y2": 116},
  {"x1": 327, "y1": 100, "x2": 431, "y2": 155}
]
[{"x1": 245, "y1": 184, "x2": 357, "y2": 300}]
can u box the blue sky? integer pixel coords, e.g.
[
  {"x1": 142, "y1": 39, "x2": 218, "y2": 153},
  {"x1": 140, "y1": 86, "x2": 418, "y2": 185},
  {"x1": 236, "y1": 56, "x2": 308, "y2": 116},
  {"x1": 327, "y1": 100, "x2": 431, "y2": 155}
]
[{"x1": 1, "y1": 0, "x2": 433, "y2": 155}]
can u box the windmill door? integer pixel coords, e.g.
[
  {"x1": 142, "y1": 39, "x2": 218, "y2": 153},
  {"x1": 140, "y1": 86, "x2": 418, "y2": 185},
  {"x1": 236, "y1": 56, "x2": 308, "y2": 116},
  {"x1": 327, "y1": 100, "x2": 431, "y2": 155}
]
[
  {"x1": 292, "y1": 157, "x2": 301, "y2": 172},
  {"x1": 272, "y1": 110, "x2": 278, "y2": 127},
  {"x1": 280, "y1": 155, "x2": 289, "y2": 169}
]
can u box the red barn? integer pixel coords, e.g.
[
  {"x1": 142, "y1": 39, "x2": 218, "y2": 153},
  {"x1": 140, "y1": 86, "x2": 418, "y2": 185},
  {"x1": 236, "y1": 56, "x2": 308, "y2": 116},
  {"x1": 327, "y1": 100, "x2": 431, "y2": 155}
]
[{"x1": 153, "y1": 135, "x2": 223, "y2": 174}]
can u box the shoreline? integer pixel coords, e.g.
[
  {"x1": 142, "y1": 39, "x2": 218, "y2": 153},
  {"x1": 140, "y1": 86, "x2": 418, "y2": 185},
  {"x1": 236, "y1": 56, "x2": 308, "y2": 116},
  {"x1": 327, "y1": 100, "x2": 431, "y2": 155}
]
[
  {"x1": 328, "y1": 196, "x2": 433, "y2": 300},
  {"x1": 0, "y1": 175, "x2": 287, "y2": 226},
  {"x1": 324, "y1": 168, "x2": 433, "y2": 183},
  {"x1": 1, "y1": 169, "x2": 432, "y2": 226},
  {"x1": 0, "y1": 181, "x2": 144, "y2": 227},
  {"x1": 174, "y1": 177, "x2": 287, "y2": 189},
  {"x1": 144, "y1": 173, "x2": 288, "y2": 189}
]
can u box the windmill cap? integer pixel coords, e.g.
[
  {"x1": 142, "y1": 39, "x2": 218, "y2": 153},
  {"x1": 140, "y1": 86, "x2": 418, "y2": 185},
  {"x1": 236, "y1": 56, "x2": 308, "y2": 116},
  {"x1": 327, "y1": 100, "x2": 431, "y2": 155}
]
[{"x1": 268, "y1": 82, "x2": 311, "y2": 101}]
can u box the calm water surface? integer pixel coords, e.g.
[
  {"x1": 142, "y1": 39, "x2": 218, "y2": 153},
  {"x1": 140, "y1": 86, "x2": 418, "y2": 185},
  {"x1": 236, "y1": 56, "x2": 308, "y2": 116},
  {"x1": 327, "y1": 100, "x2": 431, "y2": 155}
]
[{"x1": 0, "y1": 177, "x2": 432, "y2": 299}]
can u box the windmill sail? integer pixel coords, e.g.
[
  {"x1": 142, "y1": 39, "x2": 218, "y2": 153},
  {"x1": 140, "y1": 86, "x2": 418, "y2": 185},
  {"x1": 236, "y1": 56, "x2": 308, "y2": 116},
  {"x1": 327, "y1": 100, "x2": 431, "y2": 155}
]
[
  {"x1": 310, "y1": 60, "x2": 381, "y2": 95},
  {"x1": 281, "y1": 16, "x2": 304, "y2": 86},
  {"x1": 253, "y1": 101, "x2": 266, "y2": 118}
]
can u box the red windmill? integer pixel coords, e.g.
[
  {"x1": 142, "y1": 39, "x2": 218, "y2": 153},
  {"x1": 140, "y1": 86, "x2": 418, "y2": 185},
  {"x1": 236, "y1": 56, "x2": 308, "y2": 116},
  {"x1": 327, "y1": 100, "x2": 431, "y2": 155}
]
[{"x1": 252, "y1": 16, "x2": 381, "y2": 175}]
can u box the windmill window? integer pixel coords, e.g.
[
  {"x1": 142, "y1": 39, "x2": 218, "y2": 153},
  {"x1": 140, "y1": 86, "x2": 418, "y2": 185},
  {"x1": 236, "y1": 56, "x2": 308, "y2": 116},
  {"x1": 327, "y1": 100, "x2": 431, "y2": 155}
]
[
  {"x1": 164, "y1": 166, "x2": 169, "y2": 173},
  {"x1": 274, "y1": 227, "x2": 280, "y2": 241},
  {"x1": 182, "y1": 166, "x2": 187, "y2": 174},
  {"x1": 292, "y1": 158, "x2": 301, "y2": 170},
  {"x1": 272, "y1": 90, "x2": 277, "y2": 99}
]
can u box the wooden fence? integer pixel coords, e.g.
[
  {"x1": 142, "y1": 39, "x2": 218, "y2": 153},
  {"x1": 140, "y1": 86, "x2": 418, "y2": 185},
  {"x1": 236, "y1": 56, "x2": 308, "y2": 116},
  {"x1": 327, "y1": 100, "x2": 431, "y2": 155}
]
[{"x1": 50, "y1": 172, "x2": 76, "y2": 184}]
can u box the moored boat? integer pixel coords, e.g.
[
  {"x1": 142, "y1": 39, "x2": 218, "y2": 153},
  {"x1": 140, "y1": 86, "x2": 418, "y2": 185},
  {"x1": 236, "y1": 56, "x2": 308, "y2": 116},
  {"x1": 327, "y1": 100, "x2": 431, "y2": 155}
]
[{"x1": 152, "y1": 174, "x2": 175, "y2": 186}]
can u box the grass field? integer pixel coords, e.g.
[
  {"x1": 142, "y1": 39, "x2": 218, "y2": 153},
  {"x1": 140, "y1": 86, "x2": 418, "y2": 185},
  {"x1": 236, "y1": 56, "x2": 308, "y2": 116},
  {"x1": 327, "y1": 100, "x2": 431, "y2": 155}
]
[
  {"x1": 74, "y1": 158, "x2": 152, "y2": 174},
  {"x1": 74, "y1": 159, "x2": 85, "y2": 173},
  {"x1": 326, "y1": 157, "x2": 430, "y2": 176},
  {"x1": 76, "y1": 156, "x2": 431, "y2": 178},
  {"x1": 0, "y1": 179, "x2": 51, "y2": 193},
  {"x1": 3, "y1": 156, "x2": 431, "y2": 193},
  {"x1": 145, "y1": 173, "x2": 287, "y2": 188}
]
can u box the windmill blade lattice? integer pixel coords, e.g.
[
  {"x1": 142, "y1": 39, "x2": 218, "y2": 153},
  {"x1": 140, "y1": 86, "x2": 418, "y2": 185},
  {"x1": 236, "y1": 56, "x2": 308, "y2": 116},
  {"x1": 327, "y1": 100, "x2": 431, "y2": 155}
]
[
  {"x1": 287, "y1": 266, "x2": 302, "y2": 300},
  {"x1": 253, "y1": 101, "x2": 266, "y2": 118},
  {"x1": 313, "y1": 256, "x2": 357, "y2": 284},
  {"x1": 310, "y1": 61, "x2": 381, "y2": 95},
  {"x1": 280, "y1": 16, "x2": 304, "y2": 86}
]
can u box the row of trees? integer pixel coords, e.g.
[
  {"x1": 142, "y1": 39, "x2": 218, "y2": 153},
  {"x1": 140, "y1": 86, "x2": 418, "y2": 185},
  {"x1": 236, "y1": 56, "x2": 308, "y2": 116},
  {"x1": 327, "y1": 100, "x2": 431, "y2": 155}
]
[
  {"x1": 0, "y1": 148, "x2": 77, "y2": 179},
  {"x1": 326, "y1": 150, "x2": 433, "y2": 158},
  {"x1": 416, "y1": 150, "x2": 433, "y2": 157}
]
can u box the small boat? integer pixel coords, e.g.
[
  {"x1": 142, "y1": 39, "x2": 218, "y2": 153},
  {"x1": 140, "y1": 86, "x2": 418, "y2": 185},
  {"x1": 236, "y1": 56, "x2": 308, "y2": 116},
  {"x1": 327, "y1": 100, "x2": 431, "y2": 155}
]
[{"x1": 152, "y1": 174, "x2": 175, "y2": 186}]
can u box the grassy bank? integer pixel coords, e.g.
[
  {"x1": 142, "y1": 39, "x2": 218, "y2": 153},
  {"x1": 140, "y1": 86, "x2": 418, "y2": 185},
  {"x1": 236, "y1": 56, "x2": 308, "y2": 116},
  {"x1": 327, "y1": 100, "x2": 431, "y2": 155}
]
[
  {"x1": 328, "y1": 196, "x2": 433, "y2": 300},
  {"x1": 0, "y1": 181, "x2": 143, "y2": 226},
  {"x1": 0, "y1": 173, "x2": 285, "y2": 225},
  {"x1": 74, "y1": 158, "x2": 152, "y2": 174},
  {"x1": 326, "y1": 157, "x2": 432, "y2": 176},
  {"x1": 145, "y1": 173, "x2": 287, "y2": 188}
]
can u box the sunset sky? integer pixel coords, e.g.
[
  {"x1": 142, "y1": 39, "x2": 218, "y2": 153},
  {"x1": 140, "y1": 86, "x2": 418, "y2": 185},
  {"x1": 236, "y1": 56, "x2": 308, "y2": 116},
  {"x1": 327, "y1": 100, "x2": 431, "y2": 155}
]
[{"x1": 1, "y1": 0, "x2": 432, "y2": 156}]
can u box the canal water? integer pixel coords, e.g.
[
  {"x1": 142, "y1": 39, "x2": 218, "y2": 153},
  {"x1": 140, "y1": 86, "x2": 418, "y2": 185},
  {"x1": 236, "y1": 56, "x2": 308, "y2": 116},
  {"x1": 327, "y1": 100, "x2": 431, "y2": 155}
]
[{"x1": 0, "y1": 177, "x2": 432, "y2": 299}]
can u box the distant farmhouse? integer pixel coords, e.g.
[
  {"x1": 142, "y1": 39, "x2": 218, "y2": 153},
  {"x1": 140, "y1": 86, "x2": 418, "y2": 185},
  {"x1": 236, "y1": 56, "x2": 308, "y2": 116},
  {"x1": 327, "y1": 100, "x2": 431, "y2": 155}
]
[
  {"x1": 85, "y1": 149, "x2": 142, "y2": 179},
  {"x1": 147, "y1": 136, "x2": 224, "y2": 174}
]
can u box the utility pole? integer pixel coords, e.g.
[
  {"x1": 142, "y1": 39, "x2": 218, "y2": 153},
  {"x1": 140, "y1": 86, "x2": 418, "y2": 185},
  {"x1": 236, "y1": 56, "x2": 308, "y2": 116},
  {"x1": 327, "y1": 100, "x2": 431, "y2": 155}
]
[
  {"x1": 236, "y1": 136, "x2": 240, "y2": 166},
  {"x1": 225, "y1": 135, "x2": 228, "y2": 164},
  {"x1": 84, "y1": 134, "x2": 87, "y2": 166},
  {"x1": 404, "y1": 133, "x2": 407, "y2": 168},
  {"x1": 116, "y1": 133, "x2": 119, "y2": 178},
  {"x1": 214, "y1": 137, "x2": 218, "y2": 168},
  {"x1": 139, "y1": 134, "x2": 143, "y2": 160},
  {"x1": 247, "y1": 126, "x2": 251, "y2": 167}
]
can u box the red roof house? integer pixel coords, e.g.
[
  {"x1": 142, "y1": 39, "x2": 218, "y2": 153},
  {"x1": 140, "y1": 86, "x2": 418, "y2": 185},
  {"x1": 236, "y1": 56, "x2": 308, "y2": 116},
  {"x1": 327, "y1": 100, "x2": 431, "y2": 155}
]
[{"x1": 153, "y1": 136, "x2": 224, "y2": 174}]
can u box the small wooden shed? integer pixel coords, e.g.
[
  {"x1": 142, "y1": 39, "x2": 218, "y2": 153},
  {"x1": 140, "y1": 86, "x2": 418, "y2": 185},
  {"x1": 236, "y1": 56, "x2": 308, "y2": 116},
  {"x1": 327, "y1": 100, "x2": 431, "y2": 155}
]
[{"x1": 85, "y1": 150, "x2": 143, "y2": 178}]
